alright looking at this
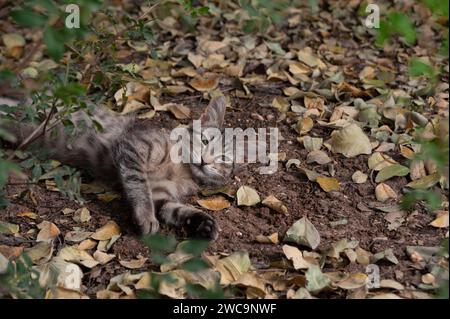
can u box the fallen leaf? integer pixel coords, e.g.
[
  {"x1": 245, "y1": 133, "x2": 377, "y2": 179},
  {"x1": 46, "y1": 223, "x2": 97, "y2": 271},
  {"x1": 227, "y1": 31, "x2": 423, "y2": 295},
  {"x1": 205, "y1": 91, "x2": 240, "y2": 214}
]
[
  {"x1": 91, "y1": 221, "x2": 121, "y2": 241},
  {"x1": 329, "y1": 124, "x2": 372, "y2": 157},
  {"x1": 16, "y1": 211, "x2": 38, "y2": 219},
  {"x1": 37, "y1": 258, "x2": 84, "y2": 292},
  {"x1": 316, "y1": 176, "x2": 340, "y2": 192},
  {"x1": 167, "y1": 103, "x2": 191, "y2": 119},
  {"x1": 65, "y1": 231, "x2": 93, "y2": 243},
  {"x1": 2, "y1": 33, "x2": 25, "y2": 49},
  {"x1": 375, "y1": 164, "x2": 410, "y2": 183},
  {"x1": 368, "y1": 152, "x2": 396, "y2": 171},
  {"x1": 430, "y1": 211, "x2": 449, "y2": 228},
  {"x1": 58, "y1": 246, "x2": 99, "y2": 268},
  {"x1": 380, "y1": 279, "x2": 405, "y2": 290},
  {"x1": 306, "y1": 150, "x2": 331, "y2": 165},
  {"x1": 78, "y1": 239, "x2": 98, "y2": 251},
  {"x1": 236, "y1": 186, "x2": 260, "y2": 206},
  {"x1": 25, "y1": 242, "x2": 53, "y2": 265},
  {"x1": 371, "y1": 248, "x2": 399, "y2": 265},
  {"x1": 0, "y1": 245, "x2": 23, "y2": 259},
  {"x1": 255, "y1": 233, "x2": 279, "y2": 244},
  {"x1": 97, "y1": 192, "x2": 121, "y2": 202},
  {"x1": 305, "y1": 265, "x2": 330, "y2": 293},
  {"x1": 37, "y1": 221, "x2": 60, "y2": 243},
  {"x1": 272, "y1": 97, "x2": 290, "y2": 112},
  {"x1": 303, "y1": 136, "x2": 323, "y2": 151},
  {"x1": 405, "y1": 173, "x2": 441, "y2": 189},
  {"x1": 215, "y1": 251, "x2": 251, "y2": 285},
  {"x1": 296, "y1": 117, "x2": 314, "y2": 135},
  {"x1": 352, "y1": 170, "x2": 368, "y2": 184},
  {"x1": 93, "y1": 250, "x2": 116, "y2": 265},
  {"x1": 335, "y1": 273, "x2": 368, "y2": 290},
  {"x1": 197, "y1": 196, "x2": 230, "y2": 211},
  {"x1": 375, "y1": 183, "x2": 397, "y2": 202},
  {"x1": 355, "y1": 247, "x2": 372, "y2": 265},
  {"x1": 297, "y1": 47, "x2": 324, "y2": 68},
  {"x1": 261, "y1": 195, "x2": 288, "y2": 214},
  {"x1": 282, "y1": 245, "x2": 317, "y2": 270},
  {"x1": 73, "y1": 207, "x2": 91, "y2": 223},
  {"x1": 189, "y1": 73, "x2": 219, "y2": 92},
  {"x1": 0, "y1": 221, "x2": 19, "y2": 235},
  {"x1": 285, "y1": 217, "x2": 321, "y2": 250},
  {"x1": 119, "y1": 255, "x2": 148, "y2": 269}
]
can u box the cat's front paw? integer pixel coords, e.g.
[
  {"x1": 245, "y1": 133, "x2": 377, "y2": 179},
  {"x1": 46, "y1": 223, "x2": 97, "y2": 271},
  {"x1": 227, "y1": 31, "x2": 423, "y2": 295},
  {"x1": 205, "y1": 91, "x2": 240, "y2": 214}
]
[
  {"x1": 137, "y1": 215, "x2": 160, "y2": 235},
  {"x1": 184, "y1": 211, "x2": 218, "y2": 240}
]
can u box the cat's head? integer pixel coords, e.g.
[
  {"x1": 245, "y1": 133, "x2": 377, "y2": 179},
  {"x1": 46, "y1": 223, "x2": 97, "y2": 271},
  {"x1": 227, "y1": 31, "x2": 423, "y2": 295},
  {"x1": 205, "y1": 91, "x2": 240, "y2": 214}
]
[{"x1": 188, "y1": 96, "x2": 234, "y2": 186}]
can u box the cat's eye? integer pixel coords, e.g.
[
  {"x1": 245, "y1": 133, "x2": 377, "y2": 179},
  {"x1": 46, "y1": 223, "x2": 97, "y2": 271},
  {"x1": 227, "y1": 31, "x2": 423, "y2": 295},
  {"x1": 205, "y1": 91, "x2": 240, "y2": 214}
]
[{"x1": 202, "y1": 138, "x2": 209, "y2": 145}]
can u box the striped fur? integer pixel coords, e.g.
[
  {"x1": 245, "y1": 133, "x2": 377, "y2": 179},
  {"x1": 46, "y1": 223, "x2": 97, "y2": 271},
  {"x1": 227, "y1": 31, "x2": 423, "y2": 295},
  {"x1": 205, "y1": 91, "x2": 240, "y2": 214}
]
[{"x1": 1, "y1": 96, "x2": 230, "y2": 240}]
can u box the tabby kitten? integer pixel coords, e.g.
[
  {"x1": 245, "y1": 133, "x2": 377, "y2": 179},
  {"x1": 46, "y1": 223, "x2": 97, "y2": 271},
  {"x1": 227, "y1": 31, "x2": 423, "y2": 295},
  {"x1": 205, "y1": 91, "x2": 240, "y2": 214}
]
[{"x1": 0, "y1": 96, "x2": 231, "y2": 240}]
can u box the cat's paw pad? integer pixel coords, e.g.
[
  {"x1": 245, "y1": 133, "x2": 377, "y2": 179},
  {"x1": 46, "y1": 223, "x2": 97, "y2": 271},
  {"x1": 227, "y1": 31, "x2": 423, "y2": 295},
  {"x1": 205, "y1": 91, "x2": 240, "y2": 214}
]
[{"x1": 185, "y1": 211, "x2": 218, "y2": 240}]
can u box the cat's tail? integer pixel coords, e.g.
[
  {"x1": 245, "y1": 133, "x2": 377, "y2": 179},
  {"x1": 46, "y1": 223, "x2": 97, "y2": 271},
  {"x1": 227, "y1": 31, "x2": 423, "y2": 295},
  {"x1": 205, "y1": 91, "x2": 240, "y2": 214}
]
[{"x1": 0, "y1": 97, "x2": 37, "y2": 146}]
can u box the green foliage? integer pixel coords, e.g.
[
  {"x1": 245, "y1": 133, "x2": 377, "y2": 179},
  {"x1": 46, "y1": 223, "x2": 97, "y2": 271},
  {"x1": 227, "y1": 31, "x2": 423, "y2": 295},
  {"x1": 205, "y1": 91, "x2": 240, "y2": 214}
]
[
  {"x1": 376, "y1": 12, "x2": 416, "y2": 46},
  {"x1": 422, "y1": 0, "x2": 449, "y2": 18},
  {"x1": 0, "y1": 254, "x2": 45, "y2": 299},
  {"x1": 140, "y1": 234, "x2": 224, "y2": 299},
  {"x1": 408, "y1": 58, "x2": 439, "y2": 83},
  {"x1": 239, "y1": 0, "x2": 289, "y2": 33}
]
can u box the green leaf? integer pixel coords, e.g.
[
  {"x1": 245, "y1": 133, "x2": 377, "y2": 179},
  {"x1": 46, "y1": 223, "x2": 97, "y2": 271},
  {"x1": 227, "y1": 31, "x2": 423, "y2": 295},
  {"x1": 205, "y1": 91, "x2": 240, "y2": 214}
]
[
  {"x1": 10, "y1": 9, "x2": 48, "y2": 27},
  {"x1": 43, "y1": 27, "x2": 65, "y2": 60},
  {"x1": 409, "y1": 58, "x2": 437, "y2": 82},
  {"x1": 0, "y1": 221, "x2": 20, "y2": 235},
  {"x1": 375, "y1": 164, "x2": 410, "y2": 183}
]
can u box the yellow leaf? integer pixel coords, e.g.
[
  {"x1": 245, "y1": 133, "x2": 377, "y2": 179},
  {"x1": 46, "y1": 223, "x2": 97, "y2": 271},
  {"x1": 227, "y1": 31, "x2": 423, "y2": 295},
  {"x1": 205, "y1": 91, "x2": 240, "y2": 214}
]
[
  {"x1": 197, "y1": 196, "x2": 231, "y2": 211},
  {"x1": 316, "y1": 176, "x2": 340, "y2": 192},
  {"x1": 16, "y1": 211, "x2": 38, "y2": 219},
  {"x1": 430, "y1": 211, "x2": 449, "y2": 228}
]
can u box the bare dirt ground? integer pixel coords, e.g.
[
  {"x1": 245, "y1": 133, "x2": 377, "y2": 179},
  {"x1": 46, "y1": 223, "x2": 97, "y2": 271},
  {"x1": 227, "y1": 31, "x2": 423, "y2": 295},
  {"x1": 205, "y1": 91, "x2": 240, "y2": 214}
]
[{"x1": 1, "y1": 0, "x2": 448, "y2": 299}]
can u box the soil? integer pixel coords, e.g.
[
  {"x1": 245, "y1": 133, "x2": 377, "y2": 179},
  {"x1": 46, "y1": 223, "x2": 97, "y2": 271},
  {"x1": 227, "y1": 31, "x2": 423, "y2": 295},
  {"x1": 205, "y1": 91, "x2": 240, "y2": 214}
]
[{"x1": 2, "y1": 92, "x2": 447, "y2": 297}]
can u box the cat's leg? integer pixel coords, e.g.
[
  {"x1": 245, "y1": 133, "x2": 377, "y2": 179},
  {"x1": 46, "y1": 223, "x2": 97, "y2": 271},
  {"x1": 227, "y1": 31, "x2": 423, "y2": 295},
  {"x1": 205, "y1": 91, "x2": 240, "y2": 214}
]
[
  {"x1": 113, "y1": 146, "x2": 159, "y2": 235},
  {"x1": 153, "y1": 194, "x2": 218, "y2": 240}
]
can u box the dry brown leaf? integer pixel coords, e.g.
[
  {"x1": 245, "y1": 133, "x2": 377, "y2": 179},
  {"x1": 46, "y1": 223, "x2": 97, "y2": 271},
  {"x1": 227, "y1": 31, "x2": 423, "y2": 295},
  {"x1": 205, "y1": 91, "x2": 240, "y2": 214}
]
[
  {"x1": 375, "y1": 183, "x2": 397, "y2": 202},
  {"x1": 73, "y1": 207, "x2": 91, "y2": 223},
  {"x1": 167, "y1": 103, "x2": 191, "y2": 119},
  {"x1": 94, "y1": 250, "x2": 116, "y2": 265},
  {"x1": 297, "y1": 117, "x2": 314, "y2": 135},
  {"x1": 306, "y1": 150, "x2": 331, "y2": 165},
  {"x1": 16, "y1": 211, "x2": 38, "y2": 219},
  {"x1": 261, "y1": 195, "x2": 288, "y2": 214},
  {"x1": 197, "y1": 196, "x2": 231, "y2": 211},
  {"x1": 189, "y1": 73, "x2": 219, "y2": 92},
  {"x1": 0, "y1": 245, "x2": 24, "y2": 259},
  {"x1": 430, "y1": 211, "x2": 449, "y2": 228},
  {"x1": 119, "y1": 255, "x2": 147, "y2": 269},
  {"x1": 352, "y1": 170, "x2": 368, "y2": 184},
  {"x1": 329, "y1": 124, "x2": 372, "y2": 157},
  {"x1": 91, "y1": 221, "x2": 121, "y2": 241},
  {"x1": 272, "y1": 97, "x2": 290, "y2": 112},
  {"x1": 255, "y1": 233, "x2": 279, "y2": 244},
  {"x1": 236, "y1": 186, "x2": 260, "y2": 206},
  {"x1": 37, "y1": 221, "x2": 60, "y2": 243}
]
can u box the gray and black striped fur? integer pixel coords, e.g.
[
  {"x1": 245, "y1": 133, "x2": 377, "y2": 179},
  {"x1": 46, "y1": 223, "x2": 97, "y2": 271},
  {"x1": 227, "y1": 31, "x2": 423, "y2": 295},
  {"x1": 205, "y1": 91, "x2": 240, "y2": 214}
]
[{"x1": 0, "y1": 96, "x2": 231, "y2": 240}]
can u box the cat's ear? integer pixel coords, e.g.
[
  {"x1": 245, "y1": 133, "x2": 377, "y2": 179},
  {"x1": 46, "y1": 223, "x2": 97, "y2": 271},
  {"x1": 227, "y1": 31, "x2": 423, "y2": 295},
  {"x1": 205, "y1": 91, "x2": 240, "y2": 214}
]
[{"x1": 199, "y1": 96, "x2": 226, "y2": 128}]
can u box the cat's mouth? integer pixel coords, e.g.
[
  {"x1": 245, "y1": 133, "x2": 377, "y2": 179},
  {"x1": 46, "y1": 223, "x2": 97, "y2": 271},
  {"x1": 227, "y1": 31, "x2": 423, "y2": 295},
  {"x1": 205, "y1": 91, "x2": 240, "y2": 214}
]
[{"x1": 189, "y1": 163, "x2": 228, "y2": 186}]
